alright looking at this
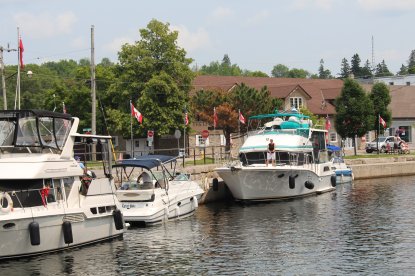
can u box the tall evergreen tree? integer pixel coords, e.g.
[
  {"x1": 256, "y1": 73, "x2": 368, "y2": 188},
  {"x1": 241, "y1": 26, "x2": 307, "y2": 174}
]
[
  {"x1": 360, "y1": 59, "x2": 373, "y2": 78},
  {"x1": 350, "y1": 54, "x2": 362, "y2": 77},
  {"x1": 369, "y1": 82, "x2": 391, "y2": 138},
  {"x1": 334, "y1": 78, "x2": 374, "y2": 155},
  {"x1": 339, "y1": 58, "x2": 351, "y2": 78},
  {"x1": 375, "y1": 60, "x2": 393, "y2": 77},
  {"x1": 318, "y1": 59, "x2": 331, "y2": 79},
  {"x1": 398, "y1": 64, "x2": 408, "y2": 75}
]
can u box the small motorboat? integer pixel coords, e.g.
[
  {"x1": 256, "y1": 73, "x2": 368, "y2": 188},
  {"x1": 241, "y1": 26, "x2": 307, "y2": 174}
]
[
  {"x1": 327, "y1": 144, "x2": 353, "y2": 183},
  {"x1": 113, "y1": 155, "x2": 204, "y2": 226}
]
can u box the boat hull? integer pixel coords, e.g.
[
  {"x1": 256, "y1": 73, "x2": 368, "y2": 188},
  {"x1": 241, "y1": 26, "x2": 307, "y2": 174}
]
[
  {"x1": 0, "y1": 209, "x2": 123, "y2": 260},
  {"x1": 215, "y1": 164, "x2": 335, "y2": 201},
  {"x1": 118, "y1": 185, "x2": 204, "y2": 226}
]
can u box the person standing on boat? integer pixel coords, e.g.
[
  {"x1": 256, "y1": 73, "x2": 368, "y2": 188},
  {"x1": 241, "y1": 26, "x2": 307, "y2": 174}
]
[{"x1": 266, "y1": 139, "x2": 276, "y2": 166}]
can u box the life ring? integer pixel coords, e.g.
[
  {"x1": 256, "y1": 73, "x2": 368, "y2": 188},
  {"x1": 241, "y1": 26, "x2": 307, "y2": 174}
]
[{"x1": 0, "y1": 192, "x2": 12, "y2": 214}]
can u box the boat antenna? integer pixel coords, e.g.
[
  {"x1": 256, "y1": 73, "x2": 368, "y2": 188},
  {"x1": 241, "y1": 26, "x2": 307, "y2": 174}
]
[{"x1": 97, "y1": 91, "x2": 117, "y2": 161}]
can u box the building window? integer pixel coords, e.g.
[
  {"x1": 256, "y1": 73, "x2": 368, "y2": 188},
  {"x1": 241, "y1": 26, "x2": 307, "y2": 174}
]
[
  {"x1": 406, "y1": 82, "x2": 411, "y2": 86},
  {"x1": 329, "y1": 133, "x2": 337, "y2": 143},
  {"x1": 290, "y1": 97, "x2": 303, "y2": 109},
  {"x1": 389, "y1": 82, "x2": 394, "y2": 85},
  {"x1": 195, "y1": 135, "x2": 209, "y2": 147}
]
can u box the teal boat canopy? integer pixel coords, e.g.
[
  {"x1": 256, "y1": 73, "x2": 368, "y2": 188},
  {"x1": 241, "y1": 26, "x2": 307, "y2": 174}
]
[{"x1": 249, "y1": 112, "x2": 310, "y2": 120}]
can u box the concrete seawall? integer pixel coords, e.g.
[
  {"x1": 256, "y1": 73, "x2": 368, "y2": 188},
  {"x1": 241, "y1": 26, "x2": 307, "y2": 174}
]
[{"x1": 346, "y1": 156, "x2": 415, "y2": 179}]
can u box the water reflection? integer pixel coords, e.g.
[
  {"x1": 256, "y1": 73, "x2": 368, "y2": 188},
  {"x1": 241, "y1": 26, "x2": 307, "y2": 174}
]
[{"x1": 2, "y1": 176, "x2": 415, "y2": 274}]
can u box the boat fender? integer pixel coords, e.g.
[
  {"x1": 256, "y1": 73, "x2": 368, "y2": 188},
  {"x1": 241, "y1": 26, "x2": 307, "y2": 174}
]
[
  {"x1": 331, "y1": 175, "x2": 337, "y2": 187},
  {"x1": 113, "y1": 209, "x2": 124, "y2": 230},
  {"x1": 0, "y1": 192, "x2": 12, "y2": 214},
  {"x1": 62, "y1": 221, "x2": 73, "y2": 244},
  {"x1": 29, "y1": 221, "x2": 40, "y2": 246},
  {"x1": 289, "y1": 175, "x2": 296, "y2": 189},
  {"x1": 212, "y1": 178, "x2": 219, "y2": 191},
  {"x1": 304, "y1": 181, "x2": 314, "y2": 190},
  {"x1": 278, "y1": 174, "x2": 285, "y2": 178},
  {"x1": 192, "y1": 196, "x2": 198, "y2": 208}
]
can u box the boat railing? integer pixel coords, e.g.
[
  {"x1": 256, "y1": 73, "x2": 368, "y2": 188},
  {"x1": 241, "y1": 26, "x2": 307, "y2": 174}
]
[{"x1": 1, "y1": 186, "x2": 64, "y2": 211}]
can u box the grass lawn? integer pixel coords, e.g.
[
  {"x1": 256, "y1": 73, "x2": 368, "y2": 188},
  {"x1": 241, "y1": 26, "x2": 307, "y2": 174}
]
[{"x1": 184, "y1": 157, "x2": 215, "y2": 166}]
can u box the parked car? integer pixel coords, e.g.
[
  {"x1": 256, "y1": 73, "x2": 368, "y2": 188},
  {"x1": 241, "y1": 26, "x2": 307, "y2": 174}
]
[{"x1": 365, "y1": 136, "x2": 395, "y2": 153}]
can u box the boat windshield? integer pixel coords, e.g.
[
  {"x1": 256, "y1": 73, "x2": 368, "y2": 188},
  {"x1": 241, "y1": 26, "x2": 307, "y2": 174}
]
[{"x1": 0, "y1": 110, "x2": 72, "y2": 153}]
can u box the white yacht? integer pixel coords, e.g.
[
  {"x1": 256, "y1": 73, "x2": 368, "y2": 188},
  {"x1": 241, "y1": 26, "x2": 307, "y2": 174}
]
[
  {"x1": 0, "y1": 110, "x2": 124, "y2": 260},
  {"x1": 114, "y1": 155, "x2": 204, "y2": 226},
  {"x1": 215, "y1": 111, "x2": 336, "y2": 201}
]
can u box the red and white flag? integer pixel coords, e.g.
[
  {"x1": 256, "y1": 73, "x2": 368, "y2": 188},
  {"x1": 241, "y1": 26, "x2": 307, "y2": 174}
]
[
  {"x1": 19, "y1": 38, "x2": 24, "y2": 69},
  {"x1": 184, "y1": 112, "x2": 189, "y2": 126},
  {"x1": 325, "y1": 116, "x2": 331, "y2": 130},
  {"x1": 131, "y1": 103, "x2": 143, "y2": 124},
  {"x1": 213, "y1": 107, "x2": 218, "y2": 128},
  {"x1": 239, "y1": 110, "x2": 246, "y2": 124},
  {"x1": 379, "y1": 115, "x2": 386, "y2": 128}
]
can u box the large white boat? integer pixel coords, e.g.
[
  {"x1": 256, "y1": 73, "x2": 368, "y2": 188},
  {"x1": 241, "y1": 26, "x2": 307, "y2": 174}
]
[
  {"x1": 215, "y1": 111, "x2": 337, "y2": 201},
  {"x1": 114, "y1": 155, "x2": 204, "y2": 226},
  {"x1": 0, "y1": 110, "x2": 124, "y2": 260}
]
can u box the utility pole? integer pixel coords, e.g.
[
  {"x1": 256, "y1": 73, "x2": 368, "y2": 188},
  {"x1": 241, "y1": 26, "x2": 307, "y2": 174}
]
[
  {"x1": 91, "y1": 25, "x2": 96, "y2": 136},
  {"x1": 0, "y1": 44, "x2": 17, "y2": 110},
  {"x1": 90, "y1": 25, "x2": 97, "y2": 160}
]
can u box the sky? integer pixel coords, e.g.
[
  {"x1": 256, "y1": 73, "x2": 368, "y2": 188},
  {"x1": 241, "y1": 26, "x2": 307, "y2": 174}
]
[{"x1": 1, "y1": 0, "x2": 415, "y2": 77}]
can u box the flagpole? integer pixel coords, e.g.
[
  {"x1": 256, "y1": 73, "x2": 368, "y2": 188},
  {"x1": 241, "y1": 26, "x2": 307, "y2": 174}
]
[
  {"x1": 130, "y1": 100, "x2": 133, "y2": 157},
  {"x1": 184, "y1": 107, "x2": 186, "y2": 159},
  {"x1": 213, "y1": 107, "x2": 216, "y2": 145},
  {"x1": 238, "y1": 109, "x2": 241, "y2": 142},
  {"x1": 16, "y1": 27, "x2": 21, "y2": 110},
  {"x1": 377, "y1": 114, "x2": 380, "y2": 154}
]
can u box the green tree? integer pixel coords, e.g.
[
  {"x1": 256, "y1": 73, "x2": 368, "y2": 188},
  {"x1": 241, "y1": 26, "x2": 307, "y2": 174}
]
[
  {"x1": 339, "y1": 58, "x2": 350, "y2": 78},
  {"x1": 107, "y1": 19, "x2": 194, "y2": 139},
  {"x1": 191, "y1": 84, "x2": 282, "y2": 149},
  {"x1": 398, "y1": 64, "x2": 408, "y2": 75},
  {"x1": 242, "y1": 70, "x2": 269, "y2": 77},
  {"x1": 374, "y1": 60, "x2": 393, "y2": 77},
  {"x1": 199, "y1": 55, "x2": 243, "y2": 76},
  {"x1": 271, "y1": 64, "x2": 289, "y2": 78},
  {"x1": 287, "y1": 68, "x2": 309, "y2": 78},
  {"x1": 350, "y1": 54, "x2": 362, "y2": 77},
  {"x1": 318, "y1": 59, "x2": 331, "y2": 79},
  {"x1": 369, "y1": 83, "x2": 391, "y2": 138},
  {"x1": 361, "y1": 59, "x2": 373, "y2": 78},
  {"x1": 334, "y1": 78, "x2": 374, "y2": 155},
  {"x1": 408, "y1": 50, "x2": 415, "y2": 74}
]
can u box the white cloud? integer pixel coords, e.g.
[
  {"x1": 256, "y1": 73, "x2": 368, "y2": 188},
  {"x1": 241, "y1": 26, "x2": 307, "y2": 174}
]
[
  {"x1": 357, "y1": 0, "x2": 415, "y2": 12},
  {"x1": 13, "y1": 11, "x2": 77, "y2": 38},
  {"x1": 211, "y1": 6, "x2": 234, "y2": 20},
  {"x1": 103, "y1": 36, "x2": 135, "y2": 53},
  {"x1": 171, "y1": 25, "x2": 210, "y2": 52},
  {"x1": 246, "y1": 10, "x2": 270, "y2": 25},
  {"x1": 71, "y1": 36, "x2": 86, "y2": 49},
  {"x1": 290, "y1": 0, "x2": 334, "y2": 11}
]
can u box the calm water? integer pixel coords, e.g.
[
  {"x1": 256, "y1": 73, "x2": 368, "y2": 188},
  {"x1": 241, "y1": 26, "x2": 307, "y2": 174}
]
[{"x1": 2, "y1": 176, "x2": 415, "y2": 275}]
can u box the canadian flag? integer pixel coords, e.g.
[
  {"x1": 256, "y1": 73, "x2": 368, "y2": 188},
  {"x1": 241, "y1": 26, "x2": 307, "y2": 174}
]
[
  {"x1": 379, "y1": 116, "x2": 386, "y2": 128},
  {"x1": 239, "y1": 110, "x2": 246, "y2": 124},
  {"x1": 213, "y1": 107, "x2": 218, "y2": 128},
  {"x1": 19, "y1": 38, "x2": 24, "y2": 69},
  {"x1": 131, "y1": 103, "x2": 143, "y2": 124}
]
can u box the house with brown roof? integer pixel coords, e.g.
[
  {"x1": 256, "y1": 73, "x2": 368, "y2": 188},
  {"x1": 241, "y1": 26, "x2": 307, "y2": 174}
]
[
  {"x1": 192, "y1": 75, "x2": 345, "y2": 147},
  {"x1": 193, "y1": 76, "x2": 415, "y2": 150}
]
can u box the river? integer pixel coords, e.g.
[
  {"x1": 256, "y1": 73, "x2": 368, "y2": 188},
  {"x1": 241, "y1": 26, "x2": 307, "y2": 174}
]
[{"x1": 2, "y1": 176, "x2": 415, "y2": 275}]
